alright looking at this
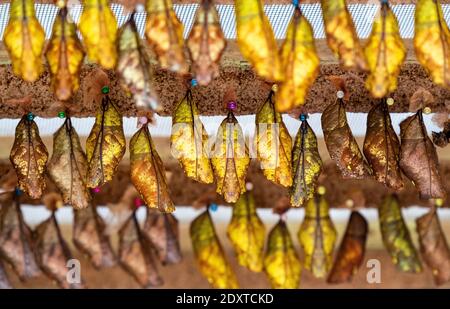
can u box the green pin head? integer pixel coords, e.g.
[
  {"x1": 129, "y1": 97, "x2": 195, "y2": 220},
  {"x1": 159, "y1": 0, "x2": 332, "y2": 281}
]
[
  {"x1": 101, "y1": 86, "x2": 110, "y2": 94},
  {"x1": 58, "y1": 111, "x2": 66, "y2": 119}
]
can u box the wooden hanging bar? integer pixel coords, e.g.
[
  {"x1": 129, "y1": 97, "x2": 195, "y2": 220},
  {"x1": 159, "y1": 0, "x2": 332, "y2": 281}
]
[
  {"x1": 0, "y1": 60, "x2": 448, "y2": 118},
  {"x1": 1, "y1": 158, "x2": 449, "y2": 208}
]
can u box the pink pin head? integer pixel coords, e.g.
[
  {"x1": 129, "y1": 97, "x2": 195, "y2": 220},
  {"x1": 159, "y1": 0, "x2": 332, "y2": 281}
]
[
  {"x1": 134, "y1": 197, "x2": 144, "y2": 208},
  {"x1": 138, "y1": 116, "x2": 148, "y2": 125},
  {"x1": 92, "y1": 187, "x2": 101, "y2": 193}
]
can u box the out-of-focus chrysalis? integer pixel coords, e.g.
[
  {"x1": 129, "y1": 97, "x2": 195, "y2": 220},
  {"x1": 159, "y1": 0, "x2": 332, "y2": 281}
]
[
  {"x1": 211, "y1": 108, "x2": 250, "y2": 203},
  {"x1": 416, "y1": 208, "x2": 450, "y2": 285},
  {"x1": 190, "y1": 210, "x2": 239, "y2": 288},
  {"x1": 322, "y1": 91, "x2": 372, "y2": 179},
  {"x1": 320, "y1": 0, "x2": 367, "y2": 71},
  {"x1": 47, "y1": 117, "x2": 91, "y2": 210},
  {"x1": 276, "y1": 5, "x2": 320, "y2": 112},
  {"x1": 264, "y1": 219, "x2": 301, "y2": 289},
  {"x1": 171, "y1": 90, "x2": 214, "y2": 184},
  {"x1": 86, "y1": 95, "x2": 126, "y2": 188},
  {"x1": 235, "y1": 0, "x2": 282, "y2": 82},
  {"x1": 256, "y1": 91, "x2": 292, "y2": 187},
  {"x1": 46, "y1": 5, "x2": 85, "y2": 101},
  {"x1": 378, "y1": 194, "x2": 422, "y2": 273},
  {"x1": 118, "y1": 210, "x2": 163, "y2": 288},
  {"x1": 290, "y1": 115, "x2": 322, "y2": 207},
  {"x1": 10, "y1": 115, "x2": 48, "y2": 199},
  {"x1": 432, "y1": 119, "x2": 450, "y2": 148},
  {"x1": 4, "y1": 0, "x2": 45, "y2": 82},
  {"x1": 130, "y1": 123, "x2": 175, "y2": 213},
  {"x1": 327, "y1": 211, "x2": 368, "y2": 284},
  {"x1": 79, "y1": 0, "x2": 118, "y2": 69},
  {"x1": 399, "y1": 109, "x2": 446, "y2": 199},
  {"x1": 117, "y1": 14, "x2": 160, "y2": 112},
  {"x1": 145, "y1": 0, "x2": 188, "y2": 74},
  {"x1": 298, "y1": 191, "x2": 337, "y2": 278},
  {"x1": 73, "y1": 204, "x2": 116, "y2": 269},
  {"x1": 0, "y1": 259, "x2": 12, "y2": 289},
  {"x1": 142, "y1": 208, "x2": 182, "y2": 265},
  {"x1": 363, "y1": 99, "x2": 404, "y2": 190},
  {"x1": 414, "y1": 0, "x2": 450, "y2": 88},
  {"x1": 34, "y1": 195, "x2": 84, "y2": 289},
  {"x1": 227, "y1": 190, "x2": 265, "y2": 272},
  {"x1": 0, "y1": 195, "x2": 41, "y2": 280},
  {"x1": 364, "y1": 1, "x2": 406, "y2": 98},
  {"x1": 187, "y1": 0, "x2": 226, "y2": 85}
]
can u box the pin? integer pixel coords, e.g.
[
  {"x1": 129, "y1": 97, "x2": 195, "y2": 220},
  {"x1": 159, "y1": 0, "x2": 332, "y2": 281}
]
[
  {"x1": 209, "y1": 203, "x2": 218, "y2": 212},
  {"x1": 227, "y1": 101, "x2": 237, "y2": 111}
]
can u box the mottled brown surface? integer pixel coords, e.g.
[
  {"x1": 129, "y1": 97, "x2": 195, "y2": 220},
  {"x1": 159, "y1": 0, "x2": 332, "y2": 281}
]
[
  {"x1": 0, "y1": 61, "x2": 449, "y2": 118},
  {"x1": 1, "y1": 158, "x2": 450, "y2": 208}
]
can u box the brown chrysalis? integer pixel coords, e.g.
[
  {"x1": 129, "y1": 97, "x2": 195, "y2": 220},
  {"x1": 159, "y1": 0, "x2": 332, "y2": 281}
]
[
  {"x1": 142, "y1": 208, "x2": 182, "y2": 265},
  {"x1": 327, "y1": 211, "x2": 368, "y2": 284},
  {"x1": 73, "y1": 204, "x2": 116, "y2": 269}
]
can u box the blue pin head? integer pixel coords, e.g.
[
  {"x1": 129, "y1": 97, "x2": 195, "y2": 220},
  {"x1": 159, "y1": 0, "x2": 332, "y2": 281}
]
[
  {"x1": 191, "y1": 79, "x2": 198, "y2": 87},
  {"x1": 14, "y1": 187, "x2": 23, "y2": 196},
  {"x1": 299, "y1": 114, "x2": 307, "y2": 121},
  {"x1": 209, "y1": 203, "x2": 218, "y2": 212}
]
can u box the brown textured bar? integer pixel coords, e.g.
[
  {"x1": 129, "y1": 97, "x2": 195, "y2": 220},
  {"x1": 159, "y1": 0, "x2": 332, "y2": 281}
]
[
  {"x1": 1, "y1": 159, "x2": 449, "y2": 208},
  {"x1": 0, "y1": 61, "x2": 449, "y2": 118}
]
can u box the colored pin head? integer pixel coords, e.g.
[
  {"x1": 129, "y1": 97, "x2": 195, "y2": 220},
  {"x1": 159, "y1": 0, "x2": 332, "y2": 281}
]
[
  {"x1": 337, "y1": 90, "x2": 345, "y2": 99},
  {"x1": 14, "y1": 187, "x2": 23, "y2": 196},
  {"x1": 134, "y1": 197, "x2": 144, "y2": 208},
  {"x1": 92, "y1": 187, "x2": 101, "y2": 193},
  {"x1": 209, "y1": 203, "x2": 218, "y2": 212},
  {"x1": 299, "y1": 114, "x2": 307, "y2": 121},
  {"x1": 227, "y1": 101, "x2": 237, "y2": 111},
  {"x1": 191, "y1": 79, "x2": 198, "y2": 87},
  {"x1": 101, "y1": 86, "x2": 110, "y2": 94},
  {"x1": 58, "y1": 111, "x2": 66, "y2": 119},
  {"x1": 27, "y1": 112, "x2": 35, "y2": 121}
]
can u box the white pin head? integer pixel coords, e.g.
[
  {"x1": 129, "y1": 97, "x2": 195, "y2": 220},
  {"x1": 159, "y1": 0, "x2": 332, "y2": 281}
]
[
  {"x1": 245, "y1": 182, "x2": 254, "y2": 191},
  {"x1": 337, "y1": 90, "x2": 345, "y2": 99}
]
